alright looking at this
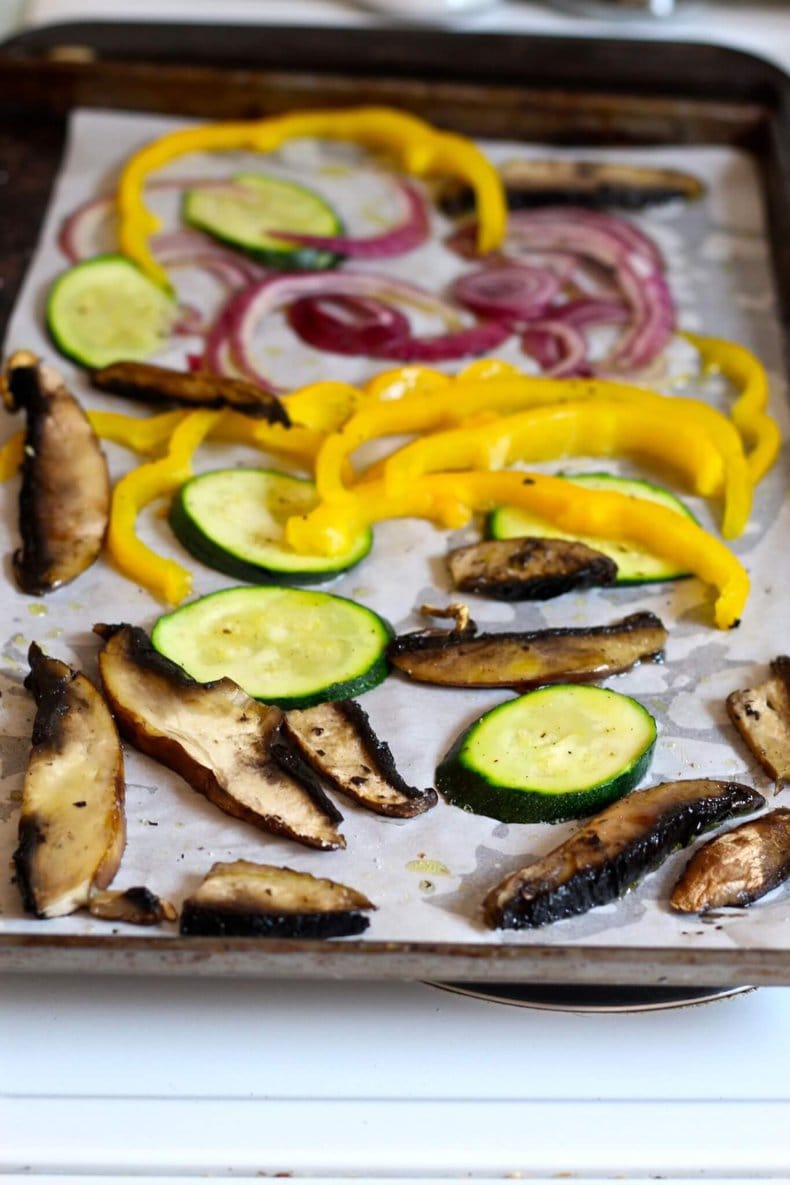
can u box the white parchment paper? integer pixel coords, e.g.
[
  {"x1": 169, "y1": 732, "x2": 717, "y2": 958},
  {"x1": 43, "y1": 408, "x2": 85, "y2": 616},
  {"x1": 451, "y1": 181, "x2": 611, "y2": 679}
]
[{"x1": 0, "y1": 109, "x2": 787, "y2": 957}]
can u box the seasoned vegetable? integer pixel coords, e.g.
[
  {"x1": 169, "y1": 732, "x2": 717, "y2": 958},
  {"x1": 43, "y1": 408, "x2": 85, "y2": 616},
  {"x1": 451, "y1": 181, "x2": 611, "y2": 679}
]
[
  {"x1": 91, "y1": 360, "x2": 290, "y2": 423},
  {"x1": 180, "y1": 860, "x2": 375, "y2": 939},
  {"x1": 88, "y1": 886, "x2": 177, "y2": 926},
  {"x1": 169, "y1": 468, "x2": 373, "y2": 585},
  {"x1": 389, "y1": 610, "x2": 667, "y2": 690},
  {"x1": 671, "y1": 808, "x2": 790, "y2": 912},
  {"x1": 726, "y1": 656, "x2": 790, "y2": 786},
  {"x1": 96, "y1": 623, "x2": 345, "y2": 851},
  {"x1": 46, "y1": 255, "x2": 175, "y2": 368},
  {"x1": 446, "y1": 535, "x2": 617, "y2": 600},
  {"x1": 14, "y1": 643, "x2": 125, "y2": 919},
  {"x1": 183, "y1": 173, "x2": 342, "y2": 269},
  {"x1": 151, "y1": 585, "x2": 392, "y2": 709},
  {"x1": 484, "y1": 779, "x2": 765, "y2": 929},
  {"x1": 2, "y1": 351, "x2": 110, "y2": 594},
  {"x1": 489, "y1": 474, "x2": 697, "y2": 585},
  {"x1": 284, "y1": 699, "x2": 437, "y2": 818},
  {"x1": 437, "y1": 684, "x2": 656, "y2": 824}
]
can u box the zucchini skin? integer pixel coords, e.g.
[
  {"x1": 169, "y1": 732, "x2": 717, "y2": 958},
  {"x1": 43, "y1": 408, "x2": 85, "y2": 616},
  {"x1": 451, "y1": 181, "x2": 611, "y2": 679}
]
[
  {"x1": 437, "y1": 734, "x2": 655, "y2": 825},
  {"x1": 168, "y1": 488, "x2": 372, "y2": 587},
  {"x1": 484, "y1": 780, "x2": 765, "y2": 930}
]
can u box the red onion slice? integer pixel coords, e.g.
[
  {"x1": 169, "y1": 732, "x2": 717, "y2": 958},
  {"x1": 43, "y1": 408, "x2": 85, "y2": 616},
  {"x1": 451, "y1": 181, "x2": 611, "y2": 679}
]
[
  {"x1": 271, "y1": 179, "x2": 430, "y2": 259},
  {"x1": 369, "y1": 320, "x2": 510, "y2": 363},
  {"x1": 288, "y1": 294, "x2": 411, "y2": 356},
  {"x1": 514, "y1": 207, "x2": 664, "y2": 270},
  {"x1": 549, "y1": 297, "x2": 630, "y2": 328},
  {"x1": 521, "y1": 320, "x2": 589, "y2": 377},
  {"x1": 450, "y1": 264, "x2": 563, "y2": 325}
]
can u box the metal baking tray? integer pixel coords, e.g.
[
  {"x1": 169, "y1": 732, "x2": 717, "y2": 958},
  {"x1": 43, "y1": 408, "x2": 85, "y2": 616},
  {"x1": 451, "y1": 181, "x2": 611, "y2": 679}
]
[{"x1": 0, "y1": 20, "x2": 788, "y2": 985}]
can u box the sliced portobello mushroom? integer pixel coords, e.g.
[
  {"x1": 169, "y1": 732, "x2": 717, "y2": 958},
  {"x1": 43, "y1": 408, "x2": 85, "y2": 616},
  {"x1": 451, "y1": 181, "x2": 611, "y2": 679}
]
[
  {"x1": 670, "y1": 807, "x2": 790, "y2": 913},
  {"x1": 2, "y1": 351, "x2": 110, "y2": 594},
  {"x1": 90, "y1": 360, "x2": 290, "y2": 424},
  {"x1": 388, "y1": 609, "x2": 667, "y2": 691},
  {"x1": 484, "y1": 778, "x2": 765, "y2": 929},
  {"x1": 283, "y1": 700, "x2": 437, "y2": 818},
  {"x1": 88, "y1": 885, "x2": 178, "y2": 926},
  {"x1": 726, "y1": 656, "x2": 790, "y2": 786},
  {"x1": 14, "y1": 642, "x2": 125, "y2": 918},
  {"x1": 95, "y1": 623, "x2": 345, "y2": 851},
  {"x1": 179, "y1": 860, "x2": 375, "y2": 938},
  {"x1": 438, "y1": 159, "x2": 705, "y2": 215},
  {"x1": 446, "y1": 536, "x2": 617, "y2": 601}
]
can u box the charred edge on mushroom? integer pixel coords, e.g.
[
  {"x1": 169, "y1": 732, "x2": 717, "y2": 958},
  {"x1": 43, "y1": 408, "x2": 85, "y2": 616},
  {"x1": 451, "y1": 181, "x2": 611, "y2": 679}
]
[
  {"x1": 483, "y1": 779, "x2": 765, "y2": 929},
  {"x1": 438, "y1": 160, "x2": 705, "y2": 215},
  {"x1": 283, "y1": 700, "x2": 438, "y2": 817},
  {"x1": 670, "y1": 807, "x2": 790, "y2": 913},
  {"x1": 446, "y1": 536, "x2": 618, "y2": 601},
  {"x1": 88, "y1": 885, "x2": 178, "y2": 926},
  {"x1": 388, "y1": 610, "x2": 667, "y2": 690},
  {"x1": 179, "y1": 860, "x2": 375, "y2": 939},
  {"x1": 3, "y1": 352, "x2": 110, "y2": 594},
  {"x1": 90, "y1": 360, "x2": 290, "y2": 424},
  {"x1": 94, "y1": 623, "x2": 345, "y2": 851}
]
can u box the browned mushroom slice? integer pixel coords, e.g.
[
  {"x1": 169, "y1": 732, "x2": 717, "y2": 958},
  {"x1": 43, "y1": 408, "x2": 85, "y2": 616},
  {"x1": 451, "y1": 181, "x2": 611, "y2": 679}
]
[
  {"x1": 726, "y1": 657, "x2": 790, "y2": 786},
  {"x1": 447, "y1": 536, "x2": 617, "y2": 601},
  {"x1": 88, "y1": 885, "x2": 178, "y2": 926},
  {"x1": 179, "y1": 860, "x2": 375, "y2": 938},
  {"x1": 670, "y1": 808, "x2": 790, "y2": 913},
  {"x1": 13, "y1": 643, "x2": 125, "y2": 918},
  {"x1": 90, "y1": 360, "x2": 290, "y2": 424},
  {"x1": 283, "y1": 700, "x2": 437, "y2": 818},
  {"x1": 438, "y1": 159, "x2": 705, "y2": 215},
  {"x1": 2, "y1": 351, "x2": 110, "y2": 594},
  {"x1": 484, "y1": 779, "x2": 765, "y2": 930},
  {"x1": 388, "y1": 610, "x2": 667, "y2": 690},
  {"x1": 95, "y1": 623, "x2": 344, "y2": 851}
]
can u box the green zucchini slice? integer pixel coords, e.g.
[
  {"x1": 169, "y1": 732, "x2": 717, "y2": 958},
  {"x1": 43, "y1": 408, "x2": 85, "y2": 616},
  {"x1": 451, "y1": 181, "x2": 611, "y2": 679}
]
[
  {"x1": 183, "y1": 173, "x2": 342, "y2": 270},
  {"x1": 488, "y1": 473, "x2": 697, "y2": 585},
  {"x1": 170, "y1": 468, "x2": 373, "y2": 585},
  {"x1": 151, "y1": 585, "x2": 392, "y2": 709},
  {"x1": 46, "y1": 254, "x2": 176, "y2": 369},
  {"x1": 436, "y1": 683, "x2": 657, "y2": 824}
]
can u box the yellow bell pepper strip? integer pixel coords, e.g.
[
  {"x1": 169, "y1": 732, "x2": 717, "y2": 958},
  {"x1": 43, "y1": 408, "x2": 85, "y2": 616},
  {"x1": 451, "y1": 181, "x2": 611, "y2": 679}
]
[
  {"x1": 363, "y1": 365, "x2": 451, "y2": 404},
  {"x1": 0, "y1": 429, "x2": 24, "y2": 480},
  {"x1": 210, "y1": 411, "x2": 325, "y2": 470},
  {"x1": 684, "y1": 332, "x2": 781, "y2": 483},
  {"x1": 284, "y1": 470, "x2": 749, "y2": 630},
  {"x1": 282, "y1": 381, "x2": 363, "y2": 433},
  {"x1": 107, "y1": 409, "x2": 221, "y2": 603},
  {"x1": 88, "y1": 409, "x2": 189, "y2": 456},
  {"x1": 117, "y1": 107, "x2": 507, "y2": 289},
  {"x1": 380, "y1": 399, "x2": 725, "y2": 503}
]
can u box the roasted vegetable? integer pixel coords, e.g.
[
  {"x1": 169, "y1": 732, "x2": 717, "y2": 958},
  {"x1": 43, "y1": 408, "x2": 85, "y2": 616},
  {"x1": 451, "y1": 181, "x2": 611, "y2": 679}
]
[
  {"x1": 671, "y1": 807, "x2": 790, "y2": 912},
  {"x1": 483, "y1": 778, "x2": 764, "y2": 929},
  {"x1": 438, "y1": 159, "x2": 705, "y2": 214},
  {"x1": 446, "y1": 535, "x2": 617, "y2": 600},
  {"x1": 95, "y1": 623, "x2": 345, "y2": 851},
  {"x1": 727, "y1": 657, "x2": 790, "y2": 786},
  {"x1": 389, "y1": 609, "x2": 666, "y2": 690},
  {"x1": 2, "y1": 351, "x2": 110, "y2": 594},
  {"x1": 88, "y1": 885, "x2": 177, "y2": 926},
  {"x1": 283, "y1": 699, "x2": 437, "y2": 818},
  {"x1": 179, "y1": 860, "x2": 375, "y2": 938},
  {"x1": 13, "y1": 643, "x2": 125, "y2": 918},
  {"x1": 91, "y1": 360, "x2": 290, "y2": 423}
]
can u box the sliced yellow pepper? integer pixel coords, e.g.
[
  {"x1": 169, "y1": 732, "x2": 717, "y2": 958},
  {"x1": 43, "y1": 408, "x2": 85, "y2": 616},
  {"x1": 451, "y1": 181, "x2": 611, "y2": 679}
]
[
  {"x1": 107, "y1": 409, "x2": 221, "y2": 603},
  {"x1": 117, "y1": 106, "x2": 507, "y2": 288},
  {"x1": 88, "y1": 409, "x2": 189, "y2": 456},
  {"x1": 285, "y1": 470, "x2": 749, "y2": 630},
  {"x1": 684, "y1": 332, "x2": 781, "y2": 483},
  {"x1": 282, "y1": 381, "x2": 363, "y2": 433},
  {"x1": 0, "y1": 429, "x2": 24, "y2": 480}
]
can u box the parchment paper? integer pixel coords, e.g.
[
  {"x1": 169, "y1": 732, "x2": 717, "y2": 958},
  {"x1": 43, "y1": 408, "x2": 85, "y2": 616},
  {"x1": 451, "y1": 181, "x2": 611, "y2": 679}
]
[{"x1": 0, "y1": 109, "x2": 787, "y2": 955}]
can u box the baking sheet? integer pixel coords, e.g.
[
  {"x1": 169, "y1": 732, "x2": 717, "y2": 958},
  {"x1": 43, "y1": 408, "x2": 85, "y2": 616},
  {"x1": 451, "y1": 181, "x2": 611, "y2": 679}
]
[{"x1": 0, "y1": 108, "x2": 788, "y2": 965}]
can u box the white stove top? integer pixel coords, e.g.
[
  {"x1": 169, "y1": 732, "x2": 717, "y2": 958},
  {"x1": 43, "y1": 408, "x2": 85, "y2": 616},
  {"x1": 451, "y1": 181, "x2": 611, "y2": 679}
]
[{"x1": 1, "y1": 3, "x2": 789, "y2": 1178}]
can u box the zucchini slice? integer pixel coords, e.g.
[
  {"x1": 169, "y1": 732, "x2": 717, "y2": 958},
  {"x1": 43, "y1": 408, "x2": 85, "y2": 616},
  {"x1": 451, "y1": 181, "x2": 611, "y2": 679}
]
[
  {"x1": 170, "y1": 468, "x2": 372, "y2": 585},
  {"x1": 152, "y1": 585, "x2": 392, "y2": 709},
  {"x1": 436, "y1": 684, "x2": 657, "y2": 824},
  {"x1": 183, "y1": 173, "x2": 342, "y2": 270},
  {"x1": 489, "y1": 473, "x2": 697, "y2": 585},
  {"x1": 46, "y1": 254, "x2": 176, "y2": 369}
]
